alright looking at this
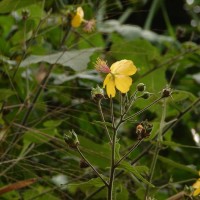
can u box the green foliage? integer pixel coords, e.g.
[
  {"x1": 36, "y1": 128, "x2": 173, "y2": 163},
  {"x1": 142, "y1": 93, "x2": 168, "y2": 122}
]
[{"x1": 0, "y1": 0, "x2": 200, "y2": 200}]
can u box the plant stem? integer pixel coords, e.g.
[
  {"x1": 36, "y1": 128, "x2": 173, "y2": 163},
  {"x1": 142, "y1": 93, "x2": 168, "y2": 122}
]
[
  {"x1": 125, "y1": 96, "x2": 163, "y2": 121},
  {"x1": 82, "y1": 97, "x2": 200, "y2": 200},
  {"x1": 98, "y1": 99, "x2": 112, "y2": 143},
  {"x1": 108, "y1": 97, "x2": 116, "y2": 200},
  {"x1": 114, "y1": 139, "x2": 143, "y2": 168},
  {"x1": 145, "y1": 98, "x2": 167, "y2": 199},
  {"x1": 76, "y1": 146, "x2": 108, "y2": 187},
  {"x1": 144, "y1": 0, "x2": 161, "y2": 30}
]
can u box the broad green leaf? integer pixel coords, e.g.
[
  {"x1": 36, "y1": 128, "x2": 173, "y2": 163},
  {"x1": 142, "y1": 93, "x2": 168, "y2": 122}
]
[
  {"x1": 20, "y1": 48, "x2": 101, "y2": 72},
  {"x1": 157, "y1": 155, "x2": 198, "y2": 175},
  {"x1": 171, "y1": 90, "x2": 197, "y2": 102},
  {"x1": 78, "y1": 135, "x2": 111, "y2": 168},
  {"x1": 111, "y1": 38, "x2": 160, "y2": 71},
  {"x1": 52, "y1": 70, "x2": 101, "y2": 85},
  {"x1": 23, "y1": 128, "x2": 58, "y2": 144},
  {"x1": 99, "y1": 20, "x2": 174, "y2": 43},
  {"x1": 119, "y1": 162, "x2": 154, "y2": 187},
  {"x1": 0, "y1": 0, "x2": 42, "y2": 13}
]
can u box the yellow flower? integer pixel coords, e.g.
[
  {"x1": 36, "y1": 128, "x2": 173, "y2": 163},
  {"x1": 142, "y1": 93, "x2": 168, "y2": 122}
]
[
  {"x1": 102, "y1": 59, "x2": 137, "y2": 97},
  {"x1": 193, "y1": 178, "x2": 200, "y2": 196},
  {"x1": 71, "y1": 7, "x2": 84, "y2": 28}
]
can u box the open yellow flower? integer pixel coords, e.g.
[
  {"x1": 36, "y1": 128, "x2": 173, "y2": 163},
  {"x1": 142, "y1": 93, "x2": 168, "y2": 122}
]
[
  {"x1": 101, "y1": 59, "x2": 137, "y2": 97},
  {"x1": 71, "y1": 7, "x2": 84, "y2": 28},
  {"x1": 193, "y1": 178, "x2": 200, "y2": 196}
]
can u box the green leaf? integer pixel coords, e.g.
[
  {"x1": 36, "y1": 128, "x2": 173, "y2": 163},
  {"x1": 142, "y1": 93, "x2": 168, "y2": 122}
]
[
  {"x1": 0, "y1": 89, "x2": 15, "y2": 101},
  {"x1": 77, "y1": 138, "x2": 111, "y2": 168},
  {"x1": 20, "y1": 48, "x2": 101, "y2": 72},
  {"x1": 119, "y1": 162, "x2": 154, "y2": 187},
  {"x1": 115, "y1": 183, "x2": 129, "y2": 200},
  {"x1": 0, "y1": 0, "x2": 42, "y2": 13},
  {"x1": 43, "y1": 120, "x2": 63, "y2": 128},
  {"x1": 111, "y1": 38, "x2": 160, "y2": 71},
  {"x1": 67, "y1": 177, "x2": 106, "y2": 194},
  {"x1": 171, "y1": 90, "x2": 197, "y2": 102},
  {"x1": 23, "y1": 128, "x2": 58, "y2": 144},
  {"x1": 157, "y1": 155, "x2": 198, "y2": 175},
  {"x1": 99, "y1": 20, "x2": 174, "y2": 43}
]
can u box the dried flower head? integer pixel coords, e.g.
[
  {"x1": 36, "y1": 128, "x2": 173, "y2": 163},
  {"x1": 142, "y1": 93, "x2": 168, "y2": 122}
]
[{"x1": 83, "y1": 19, "x2": 96, "y2": 32}]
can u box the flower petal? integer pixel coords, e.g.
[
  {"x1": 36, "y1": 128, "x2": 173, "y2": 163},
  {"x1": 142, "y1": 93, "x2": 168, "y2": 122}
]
[
  {"x1": 193, "y1": 188, "x2": 200, "y2": 196},
  {"x1": 71, "y1": 7, "x2": 84, "y2": 28},
  {"x1": 103, "y1": 74, "x2": 116, "y2": 97},
  {"x1": 115, "y1": 75, "x2": 132, "y2": 93},
  {"x1": 103, "y1": 74, "x2": 111, "y2": 88},
  {"x1": 71, "y1": 15, "x2": 82, "y2": 27},
  {"x1": 77, "y1": 7, "x2": 84, "y2": 18},
  {"x1": 110, "y1": 60, "x2": 137, "y2": 75}
]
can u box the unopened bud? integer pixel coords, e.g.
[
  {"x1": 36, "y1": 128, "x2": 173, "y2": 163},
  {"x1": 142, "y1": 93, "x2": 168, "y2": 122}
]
[
  {"x1": 161, "y1": 87, "x2": 172, "y2": 98},
  {"x1": 21, "y1": 10, "x2": 30, "y2": 20},
  {"x1": 91, "y1": 85, "x2": 104, "y2": 101},
  {"x1": 64, "y1": 130, "x2": 79, "y2": 149},
  {"x1": 137, "y1": 83, "x2": 146, "y2": 92},
  {"x1": 141, "y1": 92, "x2": 151, "y2": 99}
]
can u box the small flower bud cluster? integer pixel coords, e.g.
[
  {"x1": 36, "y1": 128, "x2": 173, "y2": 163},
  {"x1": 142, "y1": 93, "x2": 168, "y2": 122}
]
[
  {"x1": 21, "y1": 9, "x2": 30, "y2": 21},
  {"x1": 91, "y1": 85, "x2": 104, "y2": 101},
  {"x1": 161, "y1": 87, "x2": 172, "y2": 98},
  {"x1": 136, "y1": 120, "x2": 153, "y2": 140},
  {"x1": 136, "y1": 83, "x2": 152, "y2": 99},
  {"x1": 64, "y1": 130, "x2": 79, "y2": 149}
]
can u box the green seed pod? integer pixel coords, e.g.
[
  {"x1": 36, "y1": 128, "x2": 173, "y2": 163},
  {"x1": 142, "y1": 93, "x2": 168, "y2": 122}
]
[
  {"x1": 137, "y1": 83, "x2": 146, "y2": 92},
  {"x1": 161, "y1": 87, "x2": 172, "y2": 98},
  {"x1": 64, "y1": 130, "x2": 79, "y2": 149},
  {"x1": 141, "y1": 92, "x2": 151, "y2": 99}
]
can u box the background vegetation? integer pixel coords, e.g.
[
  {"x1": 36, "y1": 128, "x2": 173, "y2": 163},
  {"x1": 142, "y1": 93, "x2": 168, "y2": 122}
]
[{"x1": 0, "y1": 0, "x2": 200, "y2": 199}]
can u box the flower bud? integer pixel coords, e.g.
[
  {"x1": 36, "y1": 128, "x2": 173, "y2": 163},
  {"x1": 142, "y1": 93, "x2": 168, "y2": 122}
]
[
  {"x1": 64, "y1": 130, "x2": 79, "y2": 149},
  {"x1": 137, "y1": 83, "x2": 146, "y2": 92},
  {"x1": 91, "y1": 85, "x2": 104, "y2": 101},
  {"x1": 94, "y1": 58, "x2": 110, "y2": 73},
  {"x1": 140, "y1": 92, "x2": 151, "y2": 99},
  {"x1": 83, "y1": 19, "x2": 96, "y2": 33},
  {"x1": 161, "y1": 87, "x2": 172, "y2": 98},
  {"x1": 21, "y1": 9, "x2": 30, "y2": 20}
]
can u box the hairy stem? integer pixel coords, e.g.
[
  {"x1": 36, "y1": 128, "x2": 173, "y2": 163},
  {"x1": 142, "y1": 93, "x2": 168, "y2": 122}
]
[
  {"x1": 108, "y1": 97, "x2": 116, "y2": 200},
  {"x1": 98, "y1": 99, "x2": 112, "y2": 143},
  {"x1": 76, "y1": 146, "x2": 108, "y2": 187},
  {"x1": 114, "y1": 139, "x2": 143, "y2": 168}
]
